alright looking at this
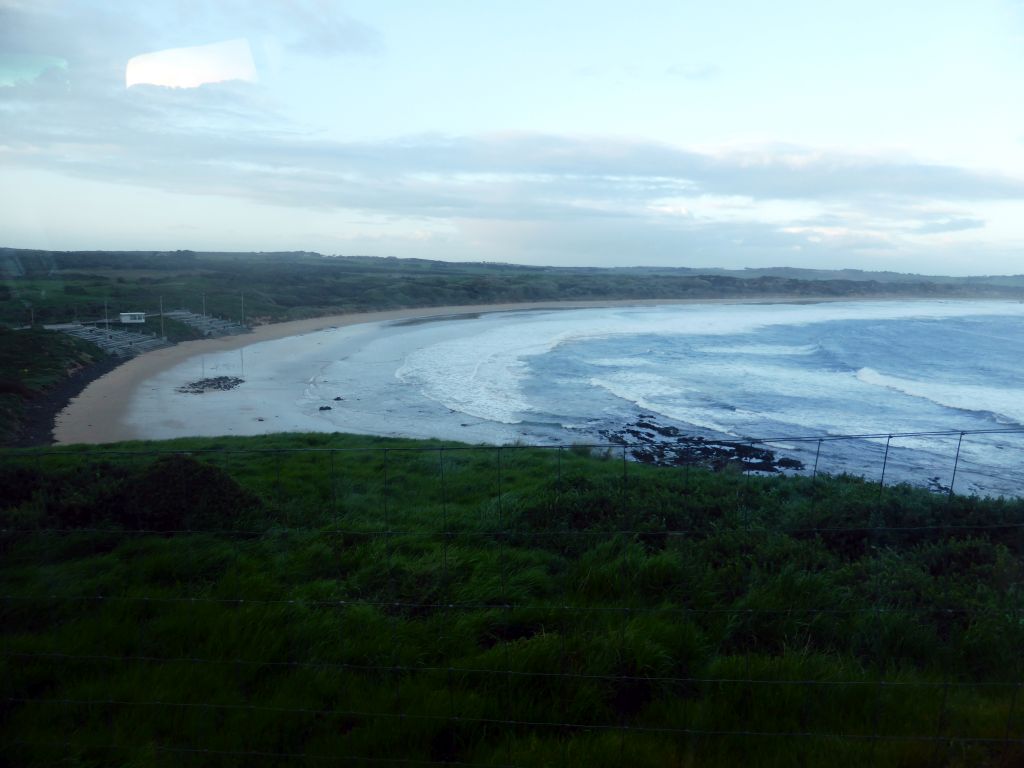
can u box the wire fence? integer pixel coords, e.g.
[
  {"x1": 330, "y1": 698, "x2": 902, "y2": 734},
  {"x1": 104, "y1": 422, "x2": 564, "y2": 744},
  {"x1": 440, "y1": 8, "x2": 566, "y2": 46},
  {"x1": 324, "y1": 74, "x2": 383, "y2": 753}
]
[{"x1": 3, "y1": 429, "x2": 1024, "y2": 766}]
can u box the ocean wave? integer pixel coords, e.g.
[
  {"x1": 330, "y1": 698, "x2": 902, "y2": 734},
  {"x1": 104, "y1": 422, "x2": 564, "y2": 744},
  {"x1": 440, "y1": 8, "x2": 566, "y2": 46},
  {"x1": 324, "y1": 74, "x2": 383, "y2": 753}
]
[
  {"x1": 395, "y1": 334, "x2": 540, "y2": 424},
  {"x1": 392, "y1": 301, "x2": 1024, "y2": 430},
  {"x1": 697, "y1": 343, "x2": 820, "y2": 356},
  {"x1": 855, "y1": 367, "x2": 1024, "y2": 426},
  {"x1": 587, "y1": 374, "x2": 749, "y2": 435},
  {"x1": 588, "y1": 355, "x2": 655, "y2": 367}
]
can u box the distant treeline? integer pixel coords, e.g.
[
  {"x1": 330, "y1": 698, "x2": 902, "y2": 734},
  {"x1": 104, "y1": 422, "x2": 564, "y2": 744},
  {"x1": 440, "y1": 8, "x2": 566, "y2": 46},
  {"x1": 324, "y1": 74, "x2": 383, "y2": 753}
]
[{"x1": 3, "y1": 248, "x2": 1024, "y2": 329}]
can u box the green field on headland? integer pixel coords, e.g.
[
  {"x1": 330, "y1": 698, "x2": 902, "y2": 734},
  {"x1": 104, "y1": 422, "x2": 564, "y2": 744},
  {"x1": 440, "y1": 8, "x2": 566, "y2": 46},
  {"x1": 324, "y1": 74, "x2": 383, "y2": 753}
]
[{"x1": 3, "y1": 433, "x2": 1023, "y2": 766}]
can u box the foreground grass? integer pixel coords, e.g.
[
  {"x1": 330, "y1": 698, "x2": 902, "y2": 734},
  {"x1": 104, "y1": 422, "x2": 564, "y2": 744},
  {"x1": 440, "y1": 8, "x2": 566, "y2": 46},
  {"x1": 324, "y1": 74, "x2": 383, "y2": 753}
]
[{"x1": 2, "y1": 432, "x2": 1023, "y2": 766}]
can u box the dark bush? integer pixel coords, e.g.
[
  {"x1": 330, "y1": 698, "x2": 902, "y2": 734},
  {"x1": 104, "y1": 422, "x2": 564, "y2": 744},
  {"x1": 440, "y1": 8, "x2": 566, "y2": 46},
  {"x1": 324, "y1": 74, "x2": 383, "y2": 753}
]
[
  {"x1": 105, "y1": 454, "x2": 262, "y2": 531},
  {"x1": 0, "y1": 464, "x2": 44, "y2": 509},
  {"x1": 34, "y1": 454, "x2": 262, "y2": 531}
]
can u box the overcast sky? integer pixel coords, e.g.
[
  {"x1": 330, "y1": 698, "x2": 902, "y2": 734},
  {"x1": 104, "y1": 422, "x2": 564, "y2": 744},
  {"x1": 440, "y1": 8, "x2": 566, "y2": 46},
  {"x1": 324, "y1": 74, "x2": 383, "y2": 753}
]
[{"x1": 2, "y1": 1, "x2": 1023, "y2": 273}]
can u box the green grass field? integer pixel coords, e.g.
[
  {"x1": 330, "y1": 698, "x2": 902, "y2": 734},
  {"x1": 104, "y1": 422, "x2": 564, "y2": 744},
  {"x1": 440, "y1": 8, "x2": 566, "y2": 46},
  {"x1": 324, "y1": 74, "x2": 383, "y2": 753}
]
[{"x1": 2, "y1": 433, "x2": 1023, "y2": 766}]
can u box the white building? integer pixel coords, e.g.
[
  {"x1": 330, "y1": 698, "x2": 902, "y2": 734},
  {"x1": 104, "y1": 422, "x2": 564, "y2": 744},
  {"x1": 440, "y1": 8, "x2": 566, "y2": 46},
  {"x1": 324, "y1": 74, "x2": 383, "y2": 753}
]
[{"x1": 119, "y1": 312, "x2": 146, "y2": 324}]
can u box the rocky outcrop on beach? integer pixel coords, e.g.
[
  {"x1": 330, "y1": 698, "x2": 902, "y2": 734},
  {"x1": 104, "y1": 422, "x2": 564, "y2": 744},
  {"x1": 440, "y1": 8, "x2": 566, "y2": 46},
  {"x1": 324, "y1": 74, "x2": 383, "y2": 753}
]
[
  {"x1": 176, "y1": 376, "x2": 244, "y2": 394},
  {"x1": 599, "y1": 415, "x2": 804, "y2": 473}
]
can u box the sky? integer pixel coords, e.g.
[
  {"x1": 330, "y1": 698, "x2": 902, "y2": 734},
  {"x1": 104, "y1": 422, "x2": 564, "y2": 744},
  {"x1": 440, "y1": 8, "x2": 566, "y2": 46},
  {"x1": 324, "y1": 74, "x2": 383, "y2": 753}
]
[{"x1": 1, "y1": 1, "x2": 1023, "y2": 274}]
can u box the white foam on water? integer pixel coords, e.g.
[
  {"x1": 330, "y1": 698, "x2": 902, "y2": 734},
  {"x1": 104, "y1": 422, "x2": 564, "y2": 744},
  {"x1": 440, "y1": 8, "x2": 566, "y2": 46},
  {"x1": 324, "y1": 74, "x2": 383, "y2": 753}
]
[
  {"x1": 856, "y1": 367, "x2": 1024, "y2": 426},
  {"x1": 393, "y1": 301, "x2": 1024, "y2": 427},
  {"x1": 697, "y1": 343, "x2": 820, "y2": 356},
  {"x1": 588, "y1": 356, "x2": 655, "y2": 368},
  {"x1": 587, "y1": 372, "x2": 752, "y2": 435}
]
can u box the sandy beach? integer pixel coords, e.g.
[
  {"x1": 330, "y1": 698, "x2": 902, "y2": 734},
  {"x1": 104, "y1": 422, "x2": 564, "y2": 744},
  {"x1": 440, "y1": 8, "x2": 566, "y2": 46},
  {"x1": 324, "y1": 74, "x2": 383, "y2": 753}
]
[
  {"x1": 52, "y1": 295, "x2": 946, "y2": 446},
  {"x1": 52, "y1": 299, "x2": 711, "y2": 445}
]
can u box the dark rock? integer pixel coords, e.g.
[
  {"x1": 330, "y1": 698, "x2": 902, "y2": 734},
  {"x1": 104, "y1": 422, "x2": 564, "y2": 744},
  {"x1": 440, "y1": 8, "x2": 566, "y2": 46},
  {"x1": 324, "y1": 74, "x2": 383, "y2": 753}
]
[
  {"x1": 176, "y1": 376, "x2": 244, "y2": 394},
  {"x1": 598, "y1": 415, "x2": 805, "y2": 473}
]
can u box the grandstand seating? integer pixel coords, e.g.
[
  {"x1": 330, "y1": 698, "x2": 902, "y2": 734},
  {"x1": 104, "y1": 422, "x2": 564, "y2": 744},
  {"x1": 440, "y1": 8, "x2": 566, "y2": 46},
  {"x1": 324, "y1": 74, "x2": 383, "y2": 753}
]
[
  {"x1": 56, "y1": 323, "x2": 173, "y2": 357},
  {"x1": 163, "y1": 310, "x2": 249, "y2": 337}
]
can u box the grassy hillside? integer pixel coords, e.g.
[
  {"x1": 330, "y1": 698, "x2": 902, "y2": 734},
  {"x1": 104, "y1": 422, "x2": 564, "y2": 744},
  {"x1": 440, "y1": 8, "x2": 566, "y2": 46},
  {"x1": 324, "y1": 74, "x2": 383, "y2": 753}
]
[
  {"x1": 0, "y1": 327, "x2": 107, "y2": 443},
  {"x1": 3, "y1": 433, "x2": 1023, "y2": 766}
]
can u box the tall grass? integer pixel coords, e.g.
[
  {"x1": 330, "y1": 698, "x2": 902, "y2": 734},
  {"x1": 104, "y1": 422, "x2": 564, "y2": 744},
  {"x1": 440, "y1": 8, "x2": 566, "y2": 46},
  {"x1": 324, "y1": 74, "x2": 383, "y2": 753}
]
[{"x1": 2, "y1": 433, "x2": 1023, "y2": 766}]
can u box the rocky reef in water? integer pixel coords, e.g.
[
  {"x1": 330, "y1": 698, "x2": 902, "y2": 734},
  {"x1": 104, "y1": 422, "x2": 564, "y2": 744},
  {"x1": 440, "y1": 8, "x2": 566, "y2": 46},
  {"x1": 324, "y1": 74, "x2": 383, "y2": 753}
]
[{"x1": 598, "y1": 415, "x2": 804, "y2": 473}]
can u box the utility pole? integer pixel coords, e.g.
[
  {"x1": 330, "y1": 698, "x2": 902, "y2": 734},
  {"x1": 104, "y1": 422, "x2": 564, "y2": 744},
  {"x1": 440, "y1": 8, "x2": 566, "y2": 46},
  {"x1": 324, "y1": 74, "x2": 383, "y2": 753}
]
[
  {"x1": 240, "y1": 291, "x2": 245, "y2": 327},
  {"x1": 104, "y1": 297, "x2": 109, "y2": 332},
  {"x1": 159, "y1": 295, "x2": 165, "y2": 339},
  {"x1": 202, "y1": 293, "x2": 206, "y2": 318}
]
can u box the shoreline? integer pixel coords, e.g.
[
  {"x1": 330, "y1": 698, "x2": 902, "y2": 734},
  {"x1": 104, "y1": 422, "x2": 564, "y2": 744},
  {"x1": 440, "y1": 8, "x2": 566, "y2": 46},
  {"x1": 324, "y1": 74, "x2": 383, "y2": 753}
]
[
  {"x1": 11, "y1": 354, "x2": 123, "y2": 447},
  {"x1": 53, "y1": 300, "x2": 686, "y2": 445},
  {"x1": 46, "y1": 295, "x2": 980, "y2": 446}
]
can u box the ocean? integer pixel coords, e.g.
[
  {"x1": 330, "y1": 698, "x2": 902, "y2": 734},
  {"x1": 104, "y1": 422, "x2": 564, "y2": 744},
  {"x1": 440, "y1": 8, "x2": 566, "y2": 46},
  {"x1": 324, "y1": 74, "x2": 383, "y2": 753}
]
[{"x1": 128, "y1": 300, "x2": 1024, "y2": 496}]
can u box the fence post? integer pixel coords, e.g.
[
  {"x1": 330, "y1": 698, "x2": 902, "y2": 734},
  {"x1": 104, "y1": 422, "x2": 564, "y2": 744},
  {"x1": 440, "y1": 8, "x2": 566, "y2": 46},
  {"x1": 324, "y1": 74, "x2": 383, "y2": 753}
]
[
  {"x1": 497, "y1": 446, "x2": 503, "y2": 527},
  {"x1": 1001, "y1": 592, "x2": 1022, "y2": 763},
  {"x1": 439, "y1": 447, "x2": 449, "y2": 596},
  {"x1": 496, "y1": 446, "x2": 507, "y2": 602},
  {"x1": 330, "y1": 450, "x2": 337, "y2": 518},
  {"x1": 743, "y1": 441, "x2": 755, "y2": 527},
  {"x1": 930, "y1": 680, "x2": 951, "y2": 764},
  {"x1": 948, "y1": 432, "x2": 964, "y2": 499},
  {"x1": 621, "y1": 445, "x2": 629, "y2": 529},
  {"x1": 275, "y1": 450, "x2": 283, "y2": 512},
  {"x1": 1004, "y1": 679, "x2": 1021, "y2": 760},
  {"x1": 877, "y1": 435, "x2": 892, "y2": 506},
  {"x1": 382, "y1": 448, "x2": 403, "y2": 715},
  {"x1": 497, "y1": 446, "x2": 513, "y2": 760},
  {"x1": 555, "y1": 446, "x2": 563, "y2": 530},
  {"x1": 382, "y1": 448, "x2": 391, "y2": 598},
  {"x1": 810, "y1": 439, "x2": 823, "y2": 514},
  {"x1": 437, "y1": 446, "x2": 456, "y2": 729}
]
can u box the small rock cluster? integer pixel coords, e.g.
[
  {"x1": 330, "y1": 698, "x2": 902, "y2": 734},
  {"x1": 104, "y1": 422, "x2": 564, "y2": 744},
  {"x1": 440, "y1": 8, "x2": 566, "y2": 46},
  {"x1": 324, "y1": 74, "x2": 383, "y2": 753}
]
[{"x1": 176, "y1": 376, "x2": 245, "y2": 394}]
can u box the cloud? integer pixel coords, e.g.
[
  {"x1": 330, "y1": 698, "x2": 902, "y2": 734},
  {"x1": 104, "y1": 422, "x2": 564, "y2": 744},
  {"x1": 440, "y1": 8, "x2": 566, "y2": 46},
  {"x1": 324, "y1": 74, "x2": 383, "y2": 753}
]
[
  {"x1": 270, "y1": 2, "x2": 382, "y2": 56},
  {"x1": 0, "y1": 1, "x2": 380, "y2": 79},
  {"x1": 126, "y1": 39, "x2": 257, "y2": 89},
  {"x1": 0, "y1": 53, "x2": 67, "y2": 87},
  {"x1": 1, "y1": 1, "x2": 1022, "y2": 271},
  {"x1": 913, "y1": 217, "x2": 986, "y2": 234},
  {"x1": 3, "y1": 96, "x2": 1022, "y2": 244}
]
